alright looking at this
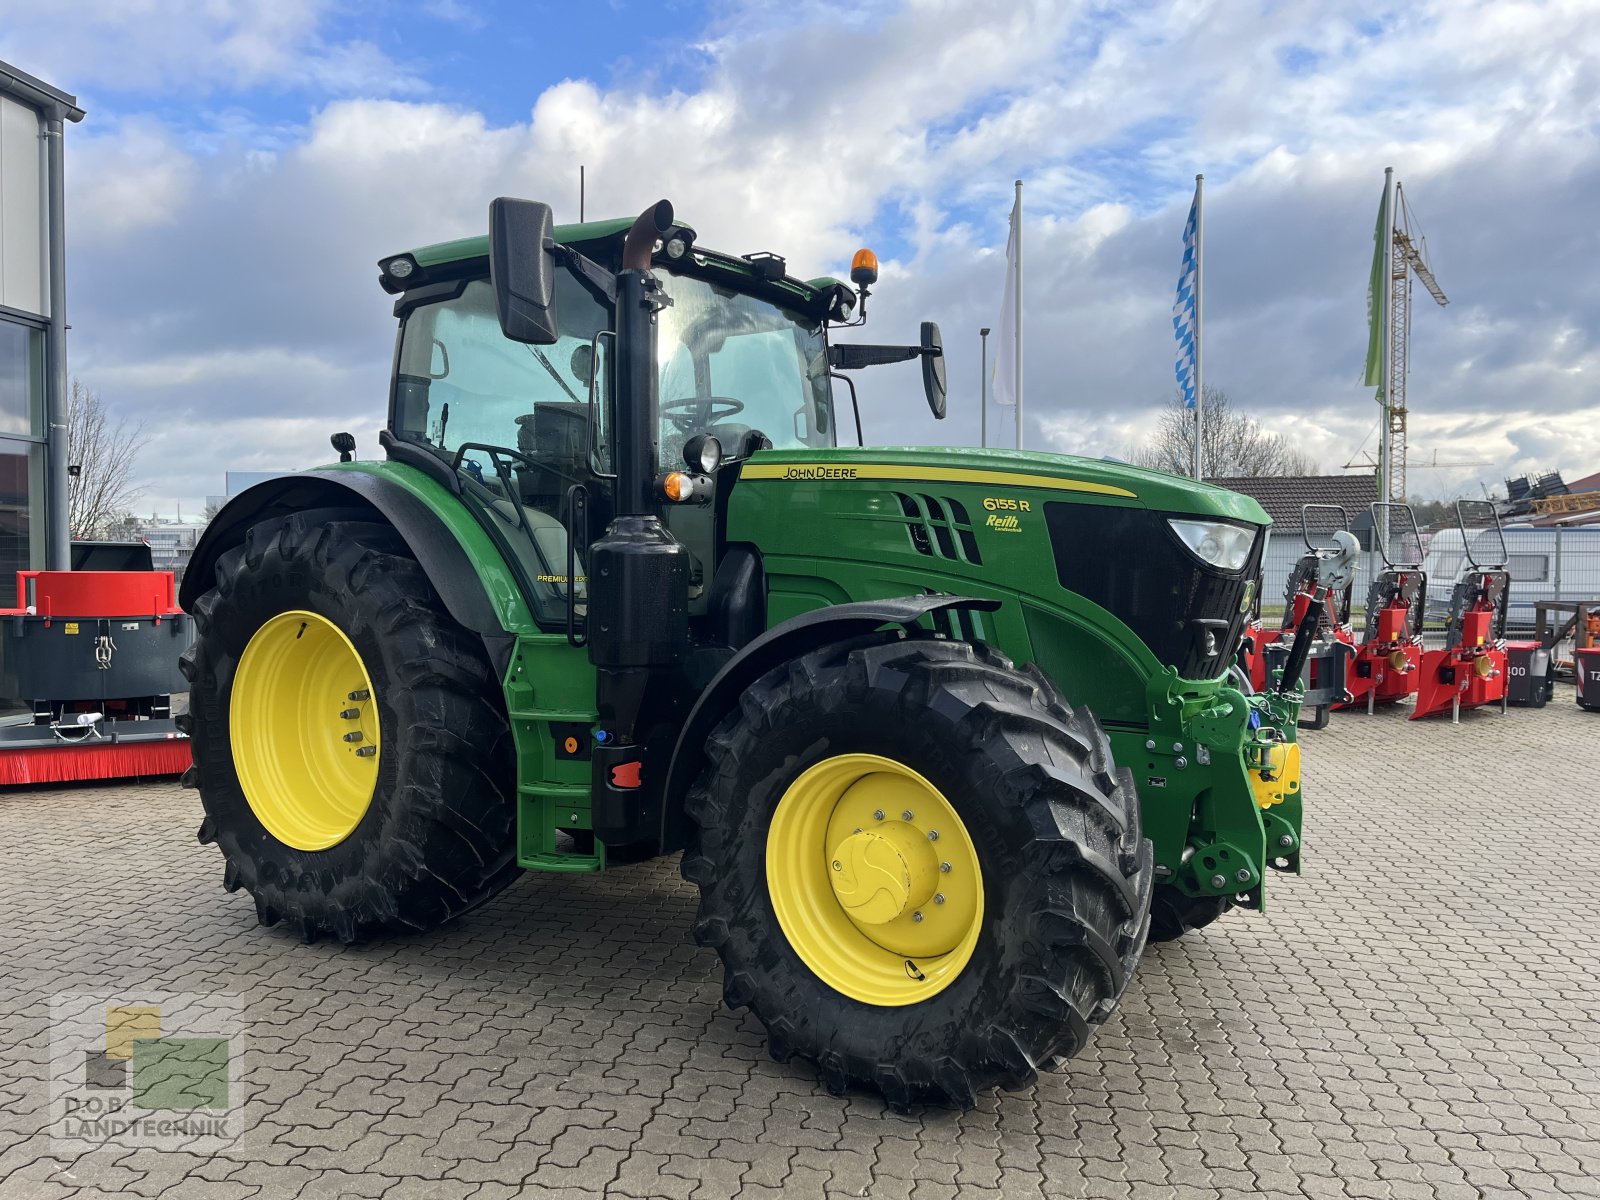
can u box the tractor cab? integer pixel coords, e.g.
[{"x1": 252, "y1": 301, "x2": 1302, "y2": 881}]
[{"x1": 378, "y1": 204, "x2": 939, "y2": 635}]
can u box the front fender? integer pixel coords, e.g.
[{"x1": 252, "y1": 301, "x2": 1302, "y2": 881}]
[{"x1": 658, "y1": 593, "x2": 1001, "y2": 853}]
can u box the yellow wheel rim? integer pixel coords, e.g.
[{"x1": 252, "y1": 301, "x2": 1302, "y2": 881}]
[
  {"x1": 766, "y1": 753, "x2": 984, "y2": 1006},
  {"x1": 230, "y1": 610, "x2": 380, "y2": 852}
]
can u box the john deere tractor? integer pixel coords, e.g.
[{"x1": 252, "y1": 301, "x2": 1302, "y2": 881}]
[{"x1": 181, "y1": 198, "x2": 1306, "y2": 1108}]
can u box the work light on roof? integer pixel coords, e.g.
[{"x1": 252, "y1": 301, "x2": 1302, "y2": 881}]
[{"x1": 386, "y1": 257, "x2": 415, "y2": 280}]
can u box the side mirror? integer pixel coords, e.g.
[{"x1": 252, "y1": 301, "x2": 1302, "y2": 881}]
[
  {"x1": 920, "y1": 321, "x2": 947, "y2": 419},
  {"x1": 489, "y1": 197, "x2": 559, "y2": 345}
]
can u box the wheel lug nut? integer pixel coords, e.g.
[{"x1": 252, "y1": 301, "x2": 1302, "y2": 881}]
[
  {"x1": 940, "y1": 862, "x2": 951, "y2": 873},
  {"x1": 340, "y1": 708, "x2": 360, "y2": 720},
  {"x1": 347, "y1": 689, "x2": 370, "y2": 701},
  {"x1": 927, "y1": 830, "x2": 939, "y2": 841},
  {"x1": 342, "y1": 731, "x2": 364, "y2": 743},
  {"x1": 873, "y1": 810, "x2": 885, "y2": 821},
  {"x1": 355, "y1": 746, "x2": 376, "y2": 758},
  {"x1": 832, "y1": 861, "x2": 842, "y2": 871},
  {"x1": 911, "y1": 912, "x2": 924, "y2": 923},
  {"x1": 934, "y1": 894, "x2": 945, "y2": 905},
  {"x1": 901, "y1": 810, "x2": 914, "y2": 822}
]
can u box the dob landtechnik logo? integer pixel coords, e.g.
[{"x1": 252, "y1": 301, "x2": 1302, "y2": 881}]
[{"x1": 50, "y1": 991, "x2": 246, "y2": 1151}]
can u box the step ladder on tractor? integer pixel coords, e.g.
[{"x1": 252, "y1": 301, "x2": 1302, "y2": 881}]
[{"x1": 1411, "y1": 499, "x2": 1511, "y2": 722}]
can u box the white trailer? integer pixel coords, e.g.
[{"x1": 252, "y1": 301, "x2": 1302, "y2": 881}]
[{"x1": 1423, "y1": 524, "x2": 1600, "y2": 625}]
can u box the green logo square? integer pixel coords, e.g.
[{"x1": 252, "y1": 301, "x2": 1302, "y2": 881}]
[{"x1": 131, "y1": 1038, "x2": 230, "y2": 1110}]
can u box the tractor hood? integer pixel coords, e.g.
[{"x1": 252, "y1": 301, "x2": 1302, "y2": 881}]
[{"x1": 737, "y1": 446, "x2": 1271, "y2": 526}]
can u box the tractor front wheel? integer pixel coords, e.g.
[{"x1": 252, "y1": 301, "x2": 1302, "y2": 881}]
[
  {"x1": 682, "y1": 637, "x2": 1153, "y2": 1109},
  {"x1": 180, "y1": 515, "x2": 518, "y2": 943},
  {"x1": 1146, "y1": 885, "x2": 1230, "y2": 942}
]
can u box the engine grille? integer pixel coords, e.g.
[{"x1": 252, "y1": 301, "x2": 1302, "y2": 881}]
[
  {"x1": 892, "y1": 493, "x2": 983, "y2": 566},
  {"x1": 1044, "y1": 503, "x2": 1263, "y2": 679}
]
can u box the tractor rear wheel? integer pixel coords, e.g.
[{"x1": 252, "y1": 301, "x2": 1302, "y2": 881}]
[
  {"x1": 682, "y1": 636, "x2": 1154, "y2": 1109},
  {"x1": 1146, "y1": 885, "x2": 1229, "y2": 942},
  {"x1": 180, "y1": 515, "x2": 518, "y2": 943}
]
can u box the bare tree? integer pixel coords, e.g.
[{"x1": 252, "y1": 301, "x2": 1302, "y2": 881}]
[
  {"x1": 67, "y1": 378, "x2": 149, "y2": 540},
  {"x1": 1132, "y1": 387, "x2": 1320, "y2": 478}
]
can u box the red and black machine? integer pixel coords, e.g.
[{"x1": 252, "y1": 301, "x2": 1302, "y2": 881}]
[
  {"x1": 1411, "y1": 500, "x2": 1510, "y2": 722},
  {"x1": 1255, "y1": 505, "x2": 1359, "y2": 730},
  {"x1": 1339, "y1": 502, "x2": 1426, "y2": 713},
  {"x1": 0, "y1": 566, "x2": 193, "y2": 784}
]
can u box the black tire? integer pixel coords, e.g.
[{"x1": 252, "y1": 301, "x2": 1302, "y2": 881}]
[
  {"x1": 179, "y1": 515, "x2": 518, "y2": 943},
  {"x1": 1146, "y1": 885, "x2": 1229, "y2": 942},
  {"x1": 681, "y1": 636, "x2": 1154, "y2": 1109}
]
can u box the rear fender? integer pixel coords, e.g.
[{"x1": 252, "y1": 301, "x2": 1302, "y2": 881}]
[
  {"x1": 658, "y1": 594, "x2": 1001, "y2": 853},
  {"x1": 181, "y1": 470, "x2": 512, "y2": 664}
]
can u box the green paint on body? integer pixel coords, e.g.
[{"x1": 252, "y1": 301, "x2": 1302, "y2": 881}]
[{"x1": 726, "y1": 445, "x2": 1300, "y2": 907}]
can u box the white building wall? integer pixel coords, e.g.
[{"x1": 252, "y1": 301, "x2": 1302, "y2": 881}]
[{"x1": 0, "y1": 94, "x2": 46, "y2": 317}]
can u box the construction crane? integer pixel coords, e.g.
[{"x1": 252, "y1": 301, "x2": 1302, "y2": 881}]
[
  {"x1": 1343, "y1": 446, "x2": 1488, "y2": 473},
  {"x1": 1378, "y1": 170, "x2": 1450, "y2": 504}
]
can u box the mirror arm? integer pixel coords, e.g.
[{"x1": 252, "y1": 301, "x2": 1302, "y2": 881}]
[
  {"x1": 828, "y1": 343, "x2": 924, "y2": 370},
  {"x1": 551, "y1": 243, "x2": 618, "y2": 305}
]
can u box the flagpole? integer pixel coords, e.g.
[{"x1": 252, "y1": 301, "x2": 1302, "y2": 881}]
[
  {"x1": 1192, "y1": 173, "x2": 1204, "y2": 480},
  {"x1": 1378, "y1": 166, "x2": 1395, "y2": 516},
  {"x1": 1013, "y1": 179, "x2": 1024, "y2": 451},
  {"x1": 980, "y1": 327, "x2": 990, "y2": 448}
]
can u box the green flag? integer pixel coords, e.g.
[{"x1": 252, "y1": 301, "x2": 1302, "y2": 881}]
[{"x1": 1363, "y1": 180, "x2": 1390, "y2": 389}]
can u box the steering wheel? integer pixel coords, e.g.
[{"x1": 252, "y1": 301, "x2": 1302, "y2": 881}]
[{"x1": 661, "y1": 395, "x2": 745, "y2": 434}]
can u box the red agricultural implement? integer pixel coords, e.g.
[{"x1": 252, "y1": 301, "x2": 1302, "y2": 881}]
[
  {"x1": 1339, "y1": 502, "x2": 1426, "y2": 714},
  {"x1": 1260, "y1": 505, "x2": 1358, "y2": 729},
  {"x1": 1411, "y1": 500, "x2": 1510, "y2": 723},
  {"x1": 0, "y1": 569, "x2": 193, "y2": 784}
]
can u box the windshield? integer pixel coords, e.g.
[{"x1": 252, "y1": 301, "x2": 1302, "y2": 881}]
[{"x1": 656, "y1": 272, "x2": 836, "y2": 464}]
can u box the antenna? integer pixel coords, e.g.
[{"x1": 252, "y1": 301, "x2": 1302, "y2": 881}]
[{"x1": 580, "y1": 165, "x2": 585, "y2": 222}]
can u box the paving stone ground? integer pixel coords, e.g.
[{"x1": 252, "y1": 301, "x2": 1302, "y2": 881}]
[{"x1": 2, "y1": 687, "x2": 1598, "y2": 1199}]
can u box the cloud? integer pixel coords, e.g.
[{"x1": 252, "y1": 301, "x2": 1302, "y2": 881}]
[
  {"x1": 26, "y1": 0, "x2": 1600, "y2": 516},
  {"x1": 0, "y1": 0, "x2": 423, "y2": 98}
]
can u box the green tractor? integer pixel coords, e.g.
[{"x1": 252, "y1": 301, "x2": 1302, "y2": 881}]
[{"x1": 181, "y1": 198, "x2": 1306, "y2": 1108}]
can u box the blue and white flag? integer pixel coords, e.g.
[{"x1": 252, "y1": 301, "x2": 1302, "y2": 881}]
[{"x1": 1172, "y1": 188, "x2": 1200, "y2": 410}]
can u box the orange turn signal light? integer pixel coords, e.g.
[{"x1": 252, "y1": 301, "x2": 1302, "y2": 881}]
[
  {"x1": 662, "y1": 471, "x2": 694, "y2": 502},
  {"x1": 851, "y1": 247, "x2": 879, "y2": 287}
]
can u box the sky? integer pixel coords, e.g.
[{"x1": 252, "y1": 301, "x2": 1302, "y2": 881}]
[{"x1": 4, "y1": 0, "x2": 1597, "y2": 518}]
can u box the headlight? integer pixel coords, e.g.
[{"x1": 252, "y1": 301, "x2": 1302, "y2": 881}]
[{"x1": 1167, "y1": 519, "x2": 1255, "y2": 571}]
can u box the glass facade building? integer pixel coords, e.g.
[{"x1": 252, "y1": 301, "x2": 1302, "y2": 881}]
[{"x1": 0, "y1": 63, "x2": 83, "y2": 584}]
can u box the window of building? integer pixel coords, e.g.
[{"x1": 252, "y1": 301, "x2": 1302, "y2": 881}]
[
  {"x1": 0, "y1": 437, "x2": 43, "y2": 581},
  {"x1": 0, "y1": 321, "x2": 44, "y2": 437}
]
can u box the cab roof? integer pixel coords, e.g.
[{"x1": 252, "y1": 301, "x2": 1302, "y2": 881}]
[{"x1": 379, "y1": 215, "x2": 852, "y2": 322}]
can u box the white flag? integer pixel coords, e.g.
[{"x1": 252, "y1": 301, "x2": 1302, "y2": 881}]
[{"x1": 992, "y1": 196, "x2": 1020, "y2": 407}]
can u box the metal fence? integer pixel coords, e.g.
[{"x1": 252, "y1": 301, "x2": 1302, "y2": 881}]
[{"x1": 1257, "y1": 538, "x2": 1600, "y2": 640}]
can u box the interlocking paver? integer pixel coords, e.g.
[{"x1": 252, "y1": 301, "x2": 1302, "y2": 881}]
[{"x1": 3, "y1": 687, "x2": 1598, "y2": 1198}]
